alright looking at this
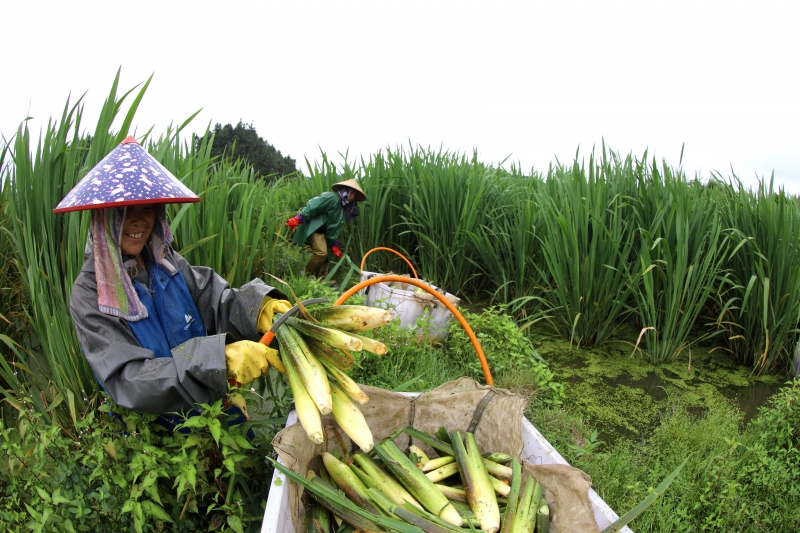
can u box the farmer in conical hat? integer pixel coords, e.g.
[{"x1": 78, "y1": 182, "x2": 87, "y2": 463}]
[
  {"x1": 56, "y1": 136, "x2": 290, "y2": 420},
  {"x1": 285, "y1": 178, "x2": 367, "y2": 279}
]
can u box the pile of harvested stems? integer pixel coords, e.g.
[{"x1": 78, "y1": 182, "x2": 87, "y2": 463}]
[
  {"x1": 275, "y1": 304, "x2": 393, "y2": 451},
  {"x1": 270, "y1": 426, "x2": 551, "y2": 533}
]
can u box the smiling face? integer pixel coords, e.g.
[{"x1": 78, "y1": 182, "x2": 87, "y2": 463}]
[{"x1": 120, "y1": 204, "x2": 156, "y2": 264}]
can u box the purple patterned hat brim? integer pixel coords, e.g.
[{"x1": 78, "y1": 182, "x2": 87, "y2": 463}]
[
  {"x1": 54, "y1": 196, "x2": 199, "y2": 214},
  {"x1": 54, "y1": 136, "x2": 200, "y2": 213}
]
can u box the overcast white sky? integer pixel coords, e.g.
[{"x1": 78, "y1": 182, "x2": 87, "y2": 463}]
[{"x1": 2, "y1": 1, "x2": 799, "y2": 192}]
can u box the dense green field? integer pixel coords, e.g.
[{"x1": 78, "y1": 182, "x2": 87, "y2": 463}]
[{"x1": 1, "y1": 75, "x2": 799, "y2": 532}]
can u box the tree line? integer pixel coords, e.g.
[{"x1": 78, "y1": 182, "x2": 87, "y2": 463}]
[{"x1": 196, "y1": 121, "x2": 298, "y2": 181}]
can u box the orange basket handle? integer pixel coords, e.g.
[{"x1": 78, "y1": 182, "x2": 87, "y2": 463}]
[
  {"x1": 333, "y1": 275, "x2": 493, "y2": 386},
  {"x1": 360, "y1": 247, "x2": 418, "y2": 279}
]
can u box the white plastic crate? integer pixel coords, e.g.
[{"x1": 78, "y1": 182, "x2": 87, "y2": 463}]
[
  {"x1": 261, "y1": 399, "x2": 633, "y2": 533},
  {"x1": 261, "y1": 410, "x2": 298, "y2": 533}
]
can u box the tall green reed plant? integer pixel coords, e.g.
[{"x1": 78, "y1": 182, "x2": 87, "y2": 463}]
[
  {"x1": 0, "y1": 185, "x2": 31, "y2": 398},
  {"x1": 468, "y1": 169, "x2": 542, "y2": 304},
  {"x1": 530, "y1": 148, "x2": 638, "y2": 347},
  {"x1": 170, "y1": 154, "x2": 287, "y2": 288},
  {"x1": 349, "y1": 148, "x2": 418, "y2": 274},
  {"x1": 396, "y1": 148, "x2": 503, "y2": 294},
  {"x1": 626, "y1": 160, "x2": 731, "y2": 363},
  {"x1": 714, "y1": 174, "x2": 800, "y2": 372},
  {"x1": 0, "y1": 194, "x2": 25, "y2": 343}
]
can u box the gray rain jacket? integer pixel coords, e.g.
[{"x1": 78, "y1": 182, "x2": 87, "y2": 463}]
[{"x1": 69, "y1": 246, "x2": 283, "y2": 414}]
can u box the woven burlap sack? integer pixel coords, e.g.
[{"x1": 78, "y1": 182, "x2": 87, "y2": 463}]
[
  {"x1": 525, "y1": 464, "x2": 600, "y2": 533},
  {"x1": 409, "y1": 377, "x2": 526, "y2": 458},
  {"x1": 272, "y1": 377, "x2": 599, "y2": 533}
]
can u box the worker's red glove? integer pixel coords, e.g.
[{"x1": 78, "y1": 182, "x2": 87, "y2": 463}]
[
  {"x1": 285, "y1": 215, "x2": 303, "y2": 230},
  {"x1": 331, "y1": 245, "x2": 343, "y2": 258}
]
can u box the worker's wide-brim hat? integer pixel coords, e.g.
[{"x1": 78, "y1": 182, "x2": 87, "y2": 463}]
[
  {"x1": 53, "y1": 136, "x2": 200, "y2": 213},
  {"x1": 331, "y1": 179, "x2": 367, "y2": 203}
]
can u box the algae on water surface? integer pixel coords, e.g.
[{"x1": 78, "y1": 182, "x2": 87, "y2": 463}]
[{"x1": 530, "y1": 326, "x2": 785, "y2": 443}]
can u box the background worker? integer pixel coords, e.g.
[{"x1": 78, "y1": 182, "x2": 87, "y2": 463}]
[
  {"x1": 55, "y1": 136, "x2": 291, "y2": 418},
  {"x1": 285, "y1": 179, "x2": 367, "y2": 279}
]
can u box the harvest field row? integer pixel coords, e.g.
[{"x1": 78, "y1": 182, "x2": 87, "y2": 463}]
[{"x1": 1, "y1": 75, "x2": 798, "y2": 532}]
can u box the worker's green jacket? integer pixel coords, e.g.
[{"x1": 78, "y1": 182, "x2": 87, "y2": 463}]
[{"x1": 293, "y1": 191, "x2": 344, "y2": 250}]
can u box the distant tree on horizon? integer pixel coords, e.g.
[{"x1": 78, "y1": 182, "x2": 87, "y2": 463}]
[{"x1": 197, "y1": 121, "x2": 298, "y2": 181}]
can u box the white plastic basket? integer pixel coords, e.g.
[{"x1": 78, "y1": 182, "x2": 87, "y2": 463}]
[
  {"x1": 358, "y1": 271, "x2": 460, "y2": 343},
  {"x1": 261, "y1": 395, "x2": 633, "y2": 533}
]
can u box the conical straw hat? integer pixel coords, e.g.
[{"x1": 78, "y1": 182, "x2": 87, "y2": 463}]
[
  {"x1": 53, "y1": 136, "x2": 200, "y2": 213},
  {"x1": 331, "y1": 179, "x2": 367, "y2": 203}
]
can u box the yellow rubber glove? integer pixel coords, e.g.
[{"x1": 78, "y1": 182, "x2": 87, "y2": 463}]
[
  {"x1": 225, "y1": 340, "x2": 270, "y2": 385},
  {"x1": 257, "y1": 297, "x2": 293, "y2": 334},
  {"x1": 264, "y1": 345, "x2": 286, "y2": 374}
]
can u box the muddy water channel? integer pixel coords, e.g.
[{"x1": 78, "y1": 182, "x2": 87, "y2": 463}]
[{"x1": 535, "y1": 334, "x2": 787, "y2": 443}]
